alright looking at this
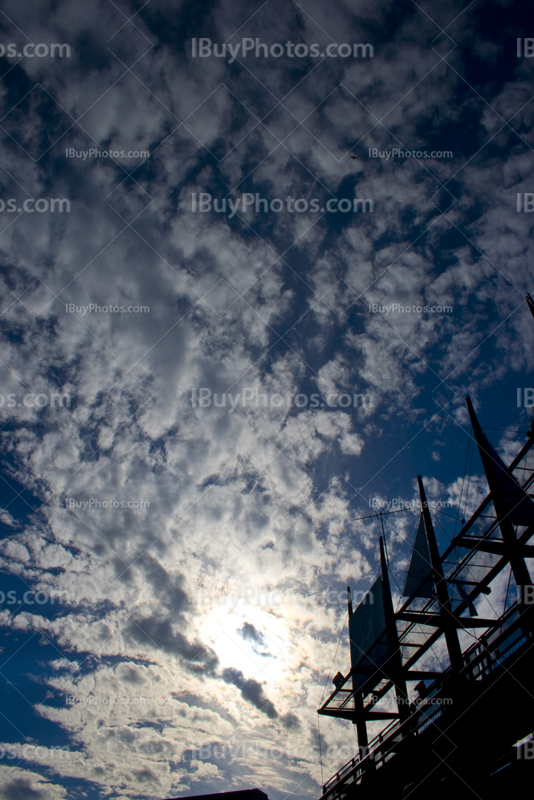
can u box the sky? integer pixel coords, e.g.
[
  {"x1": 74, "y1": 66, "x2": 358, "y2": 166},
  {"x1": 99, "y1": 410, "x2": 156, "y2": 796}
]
[{"x1": 0, "y1": 0, "x2": 533, "y2": 798}]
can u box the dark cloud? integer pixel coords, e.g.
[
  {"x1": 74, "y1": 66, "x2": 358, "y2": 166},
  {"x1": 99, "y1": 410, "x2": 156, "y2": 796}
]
[
  {"x1": 281, "y1": 711, "x2": 301, "y2": 730},
  {"x1": 139, "y1": 554, "x2": 190, "y2": 615},
  {"x1": 132, "y1": 767, "x2": 157, "y2": 784},
  {"x1": 127, "y1": 614, "x2": 219, "y2": 674},
  {"x1": 222, "y1": 666, "x2": 278, "y2": 719},
  {"x1": 1, "y1": 778, "x2": 47, "y2": 800},
  {"x1": 117, "y1": 664, "x2": 147, "y2": 685},
  {"x1": 238, "y1": 621, "x2": 267, "y2": 647}
]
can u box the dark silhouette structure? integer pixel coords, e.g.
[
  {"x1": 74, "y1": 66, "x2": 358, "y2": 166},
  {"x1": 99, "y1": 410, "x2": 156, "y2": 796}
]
[
  {"x1": 165, "y1": 790, "x2": 268, "y2": 800},
  {"x1": 318, "y1": 302, "x2": 534, "y2": 798}
]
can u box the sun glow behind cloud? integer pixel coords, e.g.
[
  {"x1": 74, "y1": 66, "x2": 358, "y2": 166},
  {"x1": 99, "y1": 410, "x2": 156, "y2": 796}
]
[{"x1": 200, "y1": 604, "x2": 290, "y2": 683}]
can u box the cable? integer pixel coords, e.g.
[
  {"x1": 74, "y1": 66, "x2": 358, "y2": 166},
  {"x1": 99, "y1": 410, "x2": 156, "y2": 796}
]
[
  {"x1": 380, "y1": 512, "x2": 412, "y2": 610},
  {"x1": 388, "y1": 567, "x2": 406, "y2": 611},
  {"x1": 428, "y1": 638, "x2": 447, "y2": 672},
  {"x1": 318, "y1": 716, "x2": 324, "y2": 787},
  {"x1": 352, "y1": 508, "x2": 415, "y2": 522},
  {"x1": 433, "y1": 510, "x2": 453, "y2": 542},
  {"x1": 502, "y1": 566, "x2": 513, "y2": 620},
  {"x1": 462, "y1": 562, "x2": 501, "y2": 620},
  {"x1": 454, "y1": 437, "x2": 473, "y2": 537},
  {"x1": 483, "y1": 427, "x2": 526, "y2": 433},
  {"x1": 320, "y1": 614, "x2": 347, "y2": 705},
  {"x1": 318, "y1": 613, "x2": 348, "y2": 787},
  {"x1": 462, "y1": 439, "x2": 475, "y2": 523}
]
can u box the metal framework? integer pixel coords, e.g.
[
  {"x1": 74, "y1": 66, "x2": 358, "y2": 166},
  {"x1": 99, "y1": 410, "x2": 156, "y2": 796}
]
[{"x1": 317, "y1": 400, "x2": 534, "y2": 799}]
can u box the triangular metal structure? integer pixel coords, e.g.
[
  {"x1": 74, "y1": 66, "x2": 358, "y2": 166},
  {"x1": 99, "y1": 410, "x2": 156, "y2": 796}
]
[
  {"x1": 403, "y1": 513, "x2": 433, "y2": 598},
  {"x1": 466, "y1": 395, "x2": 534, "y2": 527}
]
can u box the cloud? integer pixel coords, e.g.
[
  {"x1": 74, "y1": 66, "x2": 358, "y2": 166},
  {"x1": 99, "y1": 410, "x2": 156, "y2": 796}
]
[
  {"x1": 238, "y1": 621, "x2": 268, "y2": 648},
  {"x1": 0, "y1": 769, "x2": 68, "y2": 800},
  {"x1": 0, "y1": 0, "x2": 531, "y2": 797},
  {"x1": 127, "y1": 615, "x2": 220, "y2": 675},
  {"x1": 221, "y1": 666, "x2": 278, "y2": 719}
]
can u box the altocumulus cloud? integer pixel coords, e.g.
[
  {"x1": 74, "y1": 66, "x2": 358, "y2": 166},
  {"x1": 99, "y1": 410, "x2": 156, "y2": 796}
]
[{"x1": 0, "y1": 0, "x2": 533, "y2": 798}]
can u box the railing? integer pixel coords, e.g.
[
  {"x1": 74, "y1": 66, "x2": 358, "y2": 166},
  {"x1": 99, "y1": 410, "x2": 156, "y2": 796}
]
[
  {"x1": 322, "y1": 718, "x2": 400, "y2": 791},
  {"x1": 322, "y1": 699, "x2": 444, "y2": 797},
  {"x1": 321, "y1": 602, "x2": 534, "y2": 799}
]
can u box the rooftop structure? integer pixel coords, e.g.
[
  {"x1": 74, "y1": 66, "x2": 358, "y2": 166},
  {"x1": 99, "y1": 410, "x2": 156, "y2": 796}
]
[{"x1": 318, "y1": 354, "x2": 534, "y2": 798}]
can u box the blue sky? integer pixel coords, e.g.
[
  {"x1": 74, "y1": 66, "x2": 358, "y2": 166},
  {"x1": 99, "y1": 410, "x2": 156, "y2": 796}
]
[{"x1": 0, "y1": 0, "x2": 533, "y2": 798}]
